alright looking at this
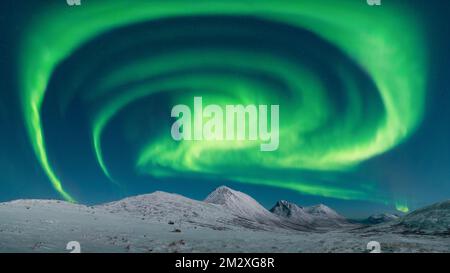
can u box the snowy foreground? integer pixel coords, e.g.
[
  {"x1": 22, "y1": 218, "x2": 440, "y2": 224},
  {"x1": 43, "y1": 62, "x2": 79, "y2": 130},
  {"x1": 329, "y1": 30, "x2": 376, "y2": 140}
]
[{"x1": 0, "y1": 186, "x2": 448, "y2": 253}]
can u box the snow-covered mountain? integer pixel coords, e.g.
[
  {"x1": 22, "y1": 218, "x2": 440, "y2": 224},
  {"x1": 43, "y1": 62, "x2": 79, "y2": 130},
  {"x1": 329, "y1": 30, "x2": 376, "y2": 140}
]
[
  {"x1": 363, "y1": 213, "x2": 400, "y2": 225},
  {"x1": 205, "y1": 186, "x2": 277, "y2": 221},
  {"x1": 304, "y1": 204, "x2": 343, "y2": 219},
  {"x1": 270, "y1": 200, "x2": 314, "y2": 225},
  {"x1": 98, "y1": 191, "x2": 237, "y2": 230},
  {"x1": 98, "y1": 186, "x2": 309, "y2": 232},
  {"x1": 204, "y1": 186, "x2": 310, "y2": 231},
  {"x1": 270, "y1": 200, "x2": 347, "y2": 228},
  {"x1": 398, "y1": 200, "x2": 450, "y2": 235}
]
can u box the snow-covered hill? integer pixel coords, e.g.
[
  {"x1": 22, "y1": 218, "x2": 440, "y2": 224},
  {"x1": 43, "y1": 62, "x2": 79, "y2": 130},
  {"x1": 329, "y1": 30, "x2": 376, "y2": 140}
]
[
  {"x1": 98, "y1": 191, "x2": 236, "y2": 230},
  {"x1": 398, "y1": 200, "x2": 450, "y2": 235}
]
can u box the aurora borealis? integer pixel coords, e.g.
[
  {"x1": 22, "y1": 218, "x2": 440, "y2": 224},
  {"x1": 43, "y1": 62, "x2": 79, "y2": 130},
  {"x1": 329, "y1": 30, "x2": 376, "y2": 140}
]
[{"x1": 1, "y1": 0, "x2": 450, "y2": 217}]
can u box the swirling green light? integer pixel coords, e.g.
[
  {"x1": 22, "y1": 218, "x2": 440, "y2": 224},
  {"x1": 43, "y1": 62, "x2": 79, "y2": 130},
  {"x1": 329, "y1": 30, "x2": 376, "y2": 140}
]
[
  {"x1": 395, "y1": 200, "x2": 410, "y2": 213},
  {"x1": 19, "y1": 0, "x2": 427, "y2": 204}
]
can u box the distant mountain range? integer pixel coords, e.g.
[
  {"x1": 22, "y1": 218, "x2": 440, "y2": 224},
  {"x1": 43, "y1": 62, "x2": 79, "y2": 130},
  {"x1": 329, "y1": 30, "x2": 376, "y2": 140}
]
[
  {"x1": 270, "y1": 199, "x2": 348, "y2": 228},
  {"x1": 204, "y1": 186, "x2": 353, "y2": 230},
  {"x1": 3, "y1": 186, "x2": 449, "y2": 233},
  {"x1": 0, "y1": 186, "x2": 448, "y2": 252},
  {"x1": 99, "y1": 186, "x2": 335, "y2": 231},
  {"x1": 359, "y1": 213, "x2": 400, "y2": 225}
]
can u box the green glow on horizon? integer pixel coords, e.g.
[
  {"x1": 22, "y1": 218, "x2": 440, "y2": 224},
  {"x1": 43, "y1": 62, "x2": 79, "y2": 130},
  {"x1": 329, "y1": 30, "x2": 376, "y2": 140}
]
[
  {"x1": 395, "y1": 201, "x2": 410, "y2": 213},
  {"x1": 19, "y1": 0, "x2": 427, "y2": 206}
]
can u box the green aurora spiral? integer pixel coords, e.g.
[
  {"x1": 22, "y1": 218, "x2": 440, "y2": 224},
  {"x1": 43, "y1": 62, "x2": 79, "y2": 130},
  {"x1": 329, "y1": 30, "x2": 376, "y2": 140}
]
[{"x1": 18, "y1": 0, "x2": 427, "y2": 211}]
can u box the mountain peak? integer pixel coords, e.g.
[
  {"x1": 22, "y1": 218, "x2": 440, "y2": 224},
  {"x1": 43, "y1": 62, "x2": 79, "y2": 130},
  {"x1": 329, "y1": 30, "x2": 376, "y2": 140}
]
[
  {"x1": 304, "y1": 204, "x2": 340, "y2": 217},
  {"x1": 364, "y1": 213, "x2": 400, "y2": 225},
  {"x1": 205, "y1": 186, "x2": 276, "y2": 222},
  {"x1": 216, "y1": 185, "x2": 232, "y2": 191},
  {"x1": 204, "y1": 186, "x2": 239, "y2": 205},
  {"x1": 271, "y1": 200, "x2": 347, "y2": 227},
  {"x1": 275, "y1": 200, "x2": 302, "y2": 208},
  {"x1": 270, "y1": 200, "x2": 305, "y2": 218}
]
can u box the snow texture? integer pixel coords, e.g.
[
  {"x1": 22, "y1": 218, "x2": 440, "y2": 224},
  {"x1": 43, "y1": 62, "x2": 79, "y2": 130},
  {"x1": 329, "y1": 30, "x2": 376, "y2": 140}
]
[{"x1": 0, "y1": 187, "x2": 448, "y2": 253}]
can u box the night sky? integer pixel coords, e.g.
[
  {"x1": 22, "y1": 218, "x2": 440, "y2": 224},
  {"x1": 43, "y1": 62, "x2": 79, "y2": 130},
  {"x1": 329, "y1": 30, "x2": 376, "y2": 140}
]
[{"x1": 0, "y1": 0, "x2": 449, "y2": 218}]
